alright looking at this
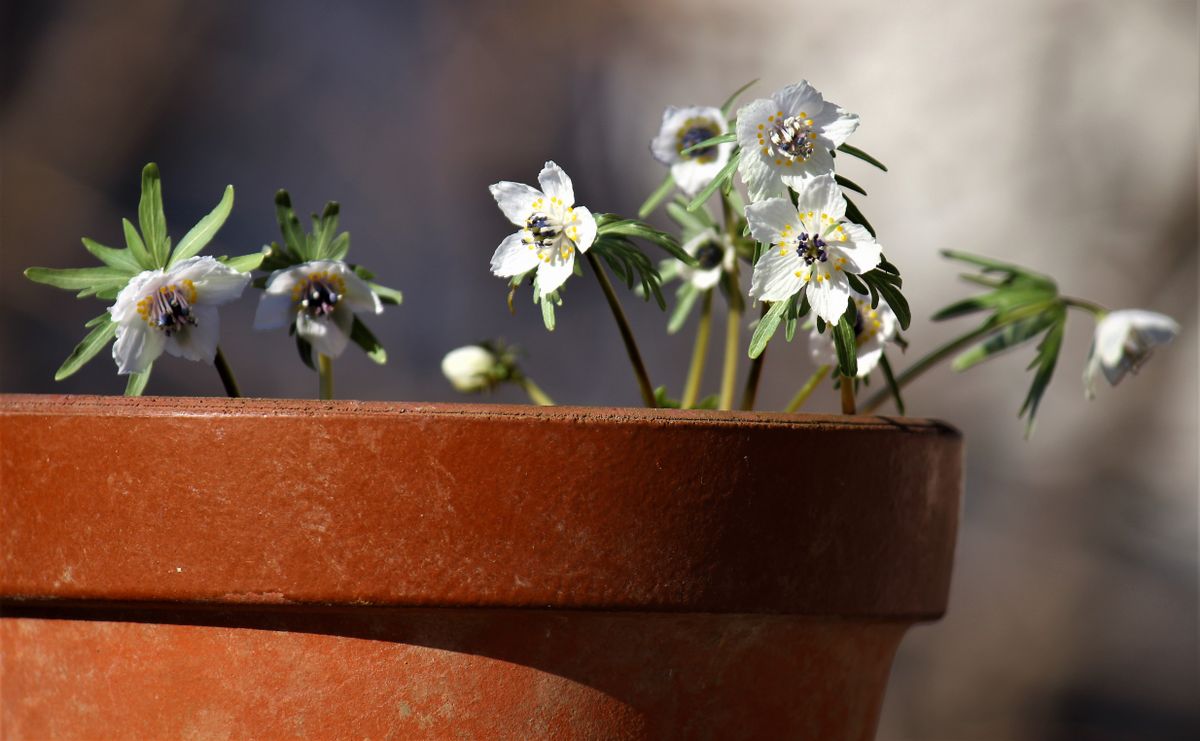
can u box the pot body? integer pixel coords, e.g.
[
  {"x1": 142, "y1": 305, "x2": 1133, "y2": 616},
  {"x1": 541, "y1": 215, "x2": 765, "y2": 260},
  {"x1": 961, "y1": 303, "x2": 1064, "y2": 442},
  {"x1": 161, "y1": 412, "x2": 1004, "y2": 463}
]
[{"x1": 0, "y1": 395, "x2": 962, "y2": 740}]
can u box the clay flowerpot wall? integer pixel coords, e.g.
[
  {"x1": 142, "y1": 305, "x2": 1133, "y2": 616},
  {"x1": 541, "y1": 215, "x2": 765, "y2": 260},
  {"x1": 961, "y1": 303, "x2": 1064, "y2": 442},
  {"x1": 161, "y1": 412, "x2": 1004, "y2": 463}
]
[{"x1": 0, "y1": 395, "x2": 961, "y2": 740}]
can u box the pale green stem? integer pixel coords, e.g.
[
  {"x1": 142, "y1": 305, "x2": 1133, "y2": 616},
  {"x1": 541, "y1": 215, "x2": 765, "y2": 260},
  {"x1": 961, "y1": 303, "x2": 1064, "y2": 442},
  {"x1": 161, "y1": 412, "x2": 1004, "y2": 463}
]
[
  {"x1": 213, "y1": 346, "x2": 241, "y2": 398},
  {"x1": 859, "y1": 324, "x2": 994, "y2": 414},
  {"x1": 518, "y1": 377, "x2": 554, "y2": 406},
  {"x1": 586, "y1": 251, "x2": 656, "y2": 408},
  {"x1": 318, "y1": 354, "x2": 334, "y2": 400},
  {"x1": 718, "y1": 194, "x2": 743, "y2": 411},
  {"x1": 840, "y1": 374, "x2": 857, "y2": 415},
  {"x1": 785, "y1": 364, "x2": 831, "y2": 413},
  {"x1": 682, "y1": 290, "x2": 714, "y2": 409}
]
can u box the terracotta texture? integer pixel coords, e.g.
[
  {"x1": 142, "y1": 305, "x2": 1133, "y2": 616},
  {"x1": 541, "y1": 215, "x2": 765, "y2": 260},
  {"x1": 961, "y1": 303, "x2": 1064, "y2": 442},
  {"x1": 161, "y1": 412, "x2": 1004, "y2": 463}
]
[{"x1": 0, "y1": 395, "x2": 962, "y2": 740}]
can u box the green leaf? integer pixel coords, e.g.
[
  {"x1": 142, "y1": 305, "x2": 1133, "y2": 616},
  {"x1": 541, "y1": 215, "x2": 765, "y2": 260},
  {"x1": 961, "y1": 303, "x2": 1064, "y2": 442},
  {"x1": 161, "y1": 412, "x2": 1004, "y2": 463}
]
[
  {"x1": 327, "y1": 232, "x2": 350, "y2": 261},
  {"x1": 124, "y1": 366, "x2": 152, "y2": 396},
  {"x1": 275, "y1": 190, "x2": 309, "y2": 259},
  {"x1": 952, "y1": 312, "x2": 1058, "y2": 372},
  {"x1": 862, "y1": 270, "x2": 912, "y2": 330},
  {"x1": 25, "y1": 266, "x2": 132, "y2": 292},
  {"x1": 932, "y1": 285, "x2": 1056, "y2": 322},
  {"x1": 748, "y1": 299, "x2": 788, "y2": 359},
  {"x1": 638, "y1": 173, "x2": 676, "y2": 219},
  {"x1": 680, "y1": 132, "x2": 736, "y2": 156},
  {"x1": 1018, "y1": 309, "x2": 1066, "y2": 437},
  {"x1": 687, "y1": 150, "x2": 741, "y2": 212},
  {"x1": 368, "y1": 281, "x2": 403, "y2": 305},
  {"x1": 843, "y1": 195, "x2": 875, "y2": 238},
  {"x1": 832, "y1": 309, "x2": 859, "y2": 378},
  {"x1": 349, "y1": 316, "x2": 387, "y2": 364},
  {"x1": 138, "y1": 163, "x2": 169, "y2": 267},
  {"x1": 296, "y1": 336, "x2": 316, "y2": 371},
  {"x1": 312, "y1": 202, "x2": 340, "y2": 259},
  {"x1": 844, "y1": 271, "x2": 868, "y2": 295},
  {"x1": 653, "y1": 386, "x2": 682, "y2": 409},
  {"x1": 54, "y1": 316, "x2": 118, "y2": 381},
  {"x1": 81, "y1": 238, "x2": 142, "y2": 274},
  {"x1": 597, "y1": 218, "x2": 692, "y2": 265},
  {"x1": 721, "y1": 78, "x2": 759, "y2": 117},
  {"x1": 835, "y1": 174, "x2": 868, "y2": 196},
  {"x1": 666, "y1": 201, "x2": 713, "y2": 234},
  {"x1": 836, "y1": 143, "x2": 888, "y2": 172},
  {"x1": 219, "y1": 251, "x2": 266, "y2": 273},
  {"x1": 170, "y1": 184, "x2": 234, "y2": 266},
  {"x1": 878, "y1": 353, "x2": 905, "y2": 415},
  {"x1": 667, "y1": 283, "x2": 700, "y2": 334},
  {"x1": 121, "y1": 218, "x2": 154, "y2": 269}
]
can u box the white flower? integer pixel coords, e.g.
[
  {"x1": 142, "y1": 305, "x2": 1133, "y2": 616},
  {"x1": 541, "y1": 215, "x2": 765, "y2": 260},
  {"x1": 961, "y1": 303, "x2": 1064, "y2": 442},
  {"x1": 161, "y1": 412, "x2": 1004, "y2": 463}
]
[
  {"x1": 253, "y1": 259, "x2": 383, "y2": 358},
  {"x1": 675, "y1": 229, "x2": 735, "y2": 290},
  {"x1": 736, "y1": 81, "x2": 859, "y2": 202},
  {"x1": 442, "y1": 345, "x2": 499, "y2": 393},
  {"x1": 809, "y1": 291, "x2": 897, "y2": 377},
  {"x1": 107, "y1": 256, "x2": 249, "y2": 374},
  {"x1": 650, "y1": 105, "x2": 734, "y2": 197},
  {"x1": 489, "y1": 161, "x2": 598, "y2": 298},
  {"x1": 745, "y1": 174, "x2": 881, "y2": 324},
  {"x1": 1084, "y1": 310, "x2": 1179, "y2": 398}
]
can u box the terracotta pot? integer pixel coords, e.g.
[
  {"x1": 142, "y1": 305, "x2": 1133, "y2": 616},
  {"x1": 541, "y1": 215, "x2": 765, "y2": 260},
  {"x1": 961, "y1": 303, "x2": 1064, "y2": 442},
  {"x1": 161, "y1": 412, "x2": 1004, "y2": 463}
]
[{"x1": 0, "y1": 394, "x2": 961, "y2": 740}]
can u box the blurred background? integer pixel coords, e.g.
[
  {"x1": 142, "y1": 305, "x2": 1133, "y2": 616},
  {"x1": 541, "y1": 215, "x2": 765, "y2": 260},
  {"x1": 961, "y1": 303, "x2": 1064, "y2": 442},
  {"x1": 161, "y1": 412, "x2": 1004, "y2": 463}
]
[{"x1": 1, "y1": 0, "x2": 1196, "y2": 737}]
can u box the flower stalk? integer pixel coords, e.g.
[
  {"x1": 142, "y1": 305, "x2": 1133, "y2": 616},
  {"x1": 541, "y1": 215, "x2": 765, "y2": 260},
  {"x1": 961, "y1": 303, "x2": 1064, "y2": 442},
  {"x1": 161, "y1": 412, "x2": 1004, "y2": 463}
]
[
  {"x1": 318, "y1": 354, "x2": 334, "y2": 400},
  {"x1": 718, "y1": 195, "x2": 743, "y2": 411},
  {"x1": 586, "y1": 251, "x2": 656, "y2": 407},
  {"x1": 786, "y1": 364, "x2": 831, "y2": 413},
  {"x1": 840, "y1": 374, "x2": 856, "y2": 414},
  {"x1": 518, "y1": 376, "x2": 554, "y2": 406},
  {"x1": 213, "y1": 346, "x2": 241, "y2": 398},
  {"x1": 682, "y1": 290, "x2": 713, "y2": 409},
  {"x1": 739, "y1": 303, "x2": 769, "y2": 410}
]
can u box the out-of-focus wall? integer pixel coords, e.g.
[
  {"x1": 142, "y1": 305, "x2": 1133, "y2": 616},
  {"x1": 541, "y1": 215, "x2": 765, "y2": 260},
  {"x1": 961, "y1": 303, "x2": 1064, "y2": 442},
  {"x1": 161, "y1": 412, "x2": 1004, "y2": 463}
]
[{"x1": 2, "y1": 1, "x2": 1196, "y2": 738}]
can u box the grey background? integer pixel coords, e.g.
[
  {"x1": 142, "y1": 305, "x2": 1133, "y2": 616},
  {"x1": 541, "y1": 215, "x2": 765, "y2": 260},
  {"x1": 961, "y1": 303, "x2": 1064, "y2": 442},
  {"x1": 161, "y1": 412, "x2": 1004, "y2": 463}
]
[{"x1": 2, "y1": 1, "x2": 1196, "y2": 738}]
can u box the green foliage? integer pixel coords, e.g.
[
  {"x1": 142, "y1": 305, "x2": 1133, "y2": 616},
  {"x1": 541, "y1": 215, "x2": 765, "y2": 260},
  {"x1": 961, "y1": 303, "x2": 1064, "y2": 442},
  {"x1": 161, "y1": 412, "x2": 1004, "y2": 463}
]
[
  {"x1": 720, "y1": 79, "x2": 758, "y2": 117},
  {"x1": 686, "y1": 151, "x2": 742, "y2": 211},
  {"x1": 831, "y1": 303, "x2": 859, "y2": 378},
  {"x1": 680, "y1": 132, "x2": 736, "y2": 156},
  {"x1": 836, "y1": 143, "x2": 888, "y2": 172},
  {"x1": 935, "y1": 250, "x2": 1071, "y2": 435},
  {"x1": 638, "y1": 173, "x2": 675, "y2": 219}
]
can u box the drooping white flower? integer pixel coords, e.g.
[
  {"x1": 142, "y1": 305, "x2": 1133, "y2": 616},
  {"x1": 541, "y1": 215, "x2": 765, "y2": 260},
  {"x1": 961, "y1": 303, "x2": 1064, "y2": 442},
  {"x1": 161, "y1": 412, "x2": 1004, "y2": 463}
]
[
  {"x1": 489, "y1": 161, "x2": 598, "y2": 298},
  {"x1": 809, "y1": 291, "x2": 897, "y2": 377},
  {"x1": 107, "y1": 256, "x2": 250, "y2": 374},
  {"x1": 650, "y1": 105, "x2": 734, "y2": 197},
  {"x1": 442, "y1": 345, "x2": 500, "y2": 393},
  {"x1": 253, "y1": 259, "x2": 383, "y2": 358},
  {"x1": 675, "y1": 229, "x2": 736, "y2": 290},
  {"x1": 1083, "y1": 310, "x2": 1179, "y2": 398},
  {"x1": 746, "y1": 174, "x2": 881, "y2": 324},
  {"x1": 736, "y1": 81, "x2": 859, "y2": 202}
]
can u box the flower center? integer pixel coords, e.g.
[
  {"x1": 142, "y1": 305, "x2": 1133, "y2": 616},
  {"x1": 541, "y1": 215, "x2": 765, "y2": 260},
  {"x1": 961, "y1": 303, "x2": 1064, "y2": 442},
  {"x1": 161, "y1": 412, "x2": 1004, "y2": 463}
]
[
  {"x1": 292, "y1": 272, "x2": 345, "y2": 318},
  {"x1": 798, "y1": 232, "x2": 828, "y2": 265},
  {"x1": 770, "y1": 116, "x2": 816, "y2": 161},
  {"x1": 694, "y1": 239, "x2": 725, "y2": 270},
  {"x1": 523, "y1": 212, "x2": 562, "y2": 249},
  {"x1": 678, "y1": 125, "x2": 717, "y2": 160},
  {"x1": 137, "y1": 281, "x2": 197, "y2": 336}
]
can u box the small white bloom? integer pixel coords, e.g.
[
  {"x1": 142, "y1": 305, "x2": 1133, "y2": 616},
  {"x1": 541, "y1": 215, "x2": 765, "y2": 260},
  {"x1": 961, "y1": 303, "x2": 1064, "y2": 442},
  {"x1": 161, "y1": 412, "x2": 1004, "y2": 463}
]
[
  {"x1": 441, "y1": 345, "x2": 499, "y2": 393},
  {"x1": 809, "y1": 291, "x2": 897, "y2": 377},
  {"x1": 675, "y1": 229, "x2": 736, "y2": 291},
  {"x1": 253, "y1": 259, "x2": 383, "y2": 359},
  {"x1": 1084, "y1": 310, "x2": 1179, "y2": 398},
  {"x1": 489, "y1": 161, "x2": 598, "y2": 299},
  {"x1": 650, "y1": 105, "x2": 734, "y2": 197},
  {"x1": 736, "y1": 81, "x2": 859, "y2": 202},
  {"x1": 108, "y1": 256, "x2": 250, "y2": 374},
  {"x1": 745, "y1": 174, "x2": 881, "y2": 324}
]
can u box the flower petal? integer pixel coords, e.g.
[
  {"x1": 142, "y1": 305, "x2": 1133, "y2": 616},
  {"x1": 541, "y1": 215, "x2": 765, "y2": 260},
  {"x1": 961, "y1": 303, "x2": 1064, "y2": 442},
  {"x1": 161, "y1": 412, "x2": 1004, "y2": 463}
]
[
  {"x1": 748, "y1": 246, "x2": 806, "y2": 302},
  {"x1": 538, "y1": 161, "x2": 575, "y2": 206},
  {"x1": 651, "y1": 106, "x2": 688, "y2": 164},
  {"x1": 253, "y1": 291, "x2": 294, "y2": 331},
  {"x1": 745, "y1": 198, "x2": 800, "y2": 245},
  {"x1": 262, "y1": 264, "x2": 307, "y2": 297},
  {"x1": 109, "y1": 269, "x2": 163, "y2": 324},
  {"x1": 570, "y1": 206, "x2": 597, "y2": 253},
  {"x1": 831, "y1": 229, "x2": 882, "y2": 274},
  {"x1": 297, "y1": 307, "x2": 352, "y2": 359},
  {"x1": 535, "y1": 249, "x2": 575, "y2": 297},
  {"x1": 814, "y1": 102, "x2": 859, "y2": 148},
  {"x1": 111, "y1": 322, "x2": 165, "y2": 375},
  {"x1": 171, "y1": 256, "x2": 250, "y2": 305},
  {"x1": 491, "y1": 232, "x2": 540, "y2": 278},
  {"x1": 490, "y1": 181, "x2": 542, "y2": 226},
  {"x1": 807, "y1": 268, "x2": 851, "y2": 324},
  {"x1": 672, "y1": 158, "x2": 725, "y2": 198},
  {"x1": 775, "y1": 81, "x2": 825, "y2": 118},
  {"x1": 333, "y1": 263, "x2": 383, "y2": 315},
  {"x1": 165, "y1": 304, "x2": 220, "y2": 363}
]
